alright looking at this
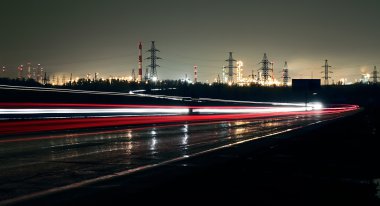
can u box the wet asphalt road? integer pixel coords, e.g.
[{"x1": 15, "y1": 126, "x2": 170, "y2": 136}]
[{"x1": 0, "y1": 112, "x2": 349, "y2": 203}]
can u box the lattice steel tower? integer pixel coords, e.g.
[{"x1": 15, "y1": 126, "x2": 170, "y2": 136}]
[
  {"x1": 132, "y1": 69, "x2": 136, "y2": 81},
  {"x1": 259, "y1": 53, "x2": 272, "y2": 83},
  {"x1": 322, "y1": 59, "x2": 332, "y2": 85},
  {"x1": 146, "y1": 41, "x2": 161, "y2": 81},
  {"x1": 282, "y1": 61, "x2": 290, "y2": 86},
  {"x1": 373, "y1": 66, "x2": 378, "y2": 84},
  {"x1": 225, "y1": 52, "x2": 237, "y2": 83}
]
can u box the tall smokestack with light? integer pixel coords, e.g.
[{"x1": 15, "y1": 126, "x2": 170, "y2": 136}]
[{"x1": 138, "y1": 41, "x2": 143, "y2": 82}]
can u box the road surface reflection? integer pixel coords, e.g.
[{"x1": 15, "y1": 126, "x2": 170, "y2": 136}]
[{"x1": 0, "y1": 112, "x2": 352, "y2": 202}]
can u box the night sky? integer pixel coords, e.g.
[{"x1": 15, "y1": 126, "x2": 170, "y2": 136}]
[{"x1": 1, "y1": 0, "x2": 379, "y2": 82}]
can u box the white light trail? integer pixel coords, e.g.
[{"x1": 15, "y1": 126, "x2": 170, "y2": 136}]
[{"x1": 193, "y1": 107, "x2": 311, "y2": 114}]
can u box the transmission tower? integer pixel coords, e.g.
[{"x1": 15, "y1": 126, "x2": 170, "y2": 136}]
[
  {"x1": 146, "y1": 41, "x2": 161, "y2": 81},
  {"x1": 259, "y1": 53, "x2": 272, "y2": 83},
  {"x1": 225, "y1": 52, "x2": 237, "y2": 83},
  {"x1": 132, "y1": 69, "x2": 136, "y2": 81},
  {"x1": 282, "y1": 61, "x2": 290, "y2": 86},
  {"x1": 217, "y1": 74, "x2": 221, "y2": 83},
  {"x1": 321, "y1": 59, "x2": 332, "y2": 85},
  {"x1": 43, "y1": 72, "x2": 48, "y2": 85},
  {"x1": 373, "y1": 66, "x2": 379, "y2": 84}
]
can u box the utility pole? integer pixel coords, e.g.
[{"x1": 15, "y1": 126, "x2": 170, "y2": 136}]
[{"x1": 321, "y1": 59, "x2": 332, "y2": 85}]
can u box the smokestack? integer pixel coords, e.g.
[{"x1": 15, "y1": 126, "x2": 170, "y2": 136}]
[{"x1": 138, "y1": 42, "x2": 143, "y2": 82}]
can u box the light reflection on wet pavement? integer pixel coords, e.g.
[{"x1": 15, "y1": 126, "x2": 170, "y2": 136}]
[{"x1": 0, "y1": 113, "x2": 345, "y2": 201}]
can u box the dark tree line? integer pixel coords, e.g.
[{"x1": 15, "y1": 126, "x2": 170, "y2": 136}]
[{"x1": 1, "y1": 77, "x2": 379, "y2": 106}]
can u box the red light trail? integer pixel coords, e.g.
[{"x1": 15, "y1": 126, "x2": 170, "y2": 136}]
[{"x1": 0, "y1": 103, "x2": 358, "y2": 136}]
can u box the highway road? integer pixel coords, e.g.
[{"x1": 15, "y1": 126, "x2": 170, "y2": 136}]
[
  {"x1": 0, "y1": 109, "x2": 357, "y2": 205},
  {"x1": 0, "y1": 85, "x2": 359, "y2": 205}
]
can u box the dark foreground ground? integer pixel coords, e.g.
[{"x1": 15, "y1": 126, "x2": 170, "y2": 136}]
[{"x1": 11, "y1": 106, "x2": 379, "y2": 206}]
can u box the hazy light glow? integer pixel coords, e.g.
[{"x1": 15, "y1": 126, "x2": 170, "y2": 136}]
[{"x1": 308, "y1": 102, "x2": 323, "y2": 110}]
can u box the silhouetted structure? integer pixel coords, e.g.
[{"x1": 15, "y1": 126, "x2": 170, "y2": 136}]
[
  {"x1": 132, "y1": 69, "x2": 136, "y2": 81},
  {"x1": 225, "y1": 52, "x2": 237, "y2": 83},
  {"x1": 146, "y1": 41, "x2": 161, "y2": 81},
  {"x1": 322, "y1": 59, "x2": 332, "y2": 85},
  {"x1": 282, "y1": 61, "x2": 290, "y2": 86},
  {"x1": 259, "y1": 53, "x2": 272, "y2": 83},
  {"x1": 43, "y1": 72, "x2": 48, "y2": 85},
  {"x1": 372, "y1": 66, "x2": 378, "y2": 84}
]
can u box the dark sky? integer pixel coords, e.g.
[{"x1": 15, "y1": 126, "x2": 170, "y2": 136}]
[{"x1": 1, "y1": 0, "x2": 379, "y2": 82}]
